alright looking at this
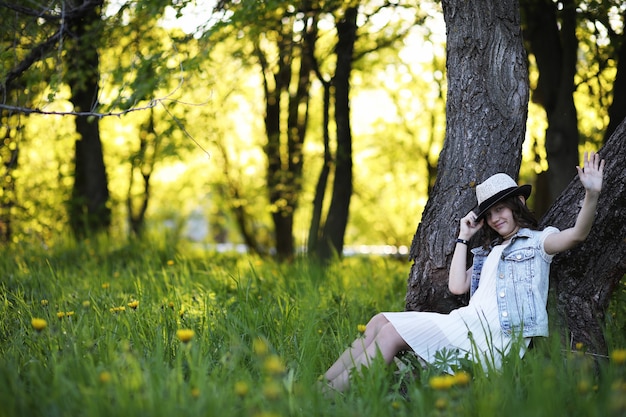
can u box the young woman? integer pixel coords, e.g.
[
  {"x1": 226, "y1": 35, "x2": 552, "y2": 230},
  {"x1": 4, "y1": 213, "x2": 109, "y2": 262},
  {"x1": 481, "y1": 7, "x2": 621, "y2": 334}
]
[{"x1": 322, "y1": 152, "x2": 605, "y2": 393}]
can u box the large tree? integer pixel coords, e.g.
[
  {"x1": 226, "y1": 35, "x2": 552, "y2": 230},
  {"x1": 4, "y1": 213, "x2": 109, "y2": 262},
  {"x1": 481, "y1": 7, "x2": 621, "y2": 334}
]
[
  {"x1": 406, "y1": 0, "x2": 530, "y2": 313},
  {"x1": 405, "y1": 0, "x2": 626, "y2": 355}
]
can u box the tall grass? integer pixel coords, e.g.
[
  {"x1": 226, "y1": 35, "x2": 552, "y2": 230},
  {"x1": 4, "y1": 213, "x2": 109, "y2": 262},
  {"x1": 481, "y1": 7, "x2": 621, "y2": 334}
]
[{"x1": 0, "y1": 237, "x2": 624, "y2": 417}]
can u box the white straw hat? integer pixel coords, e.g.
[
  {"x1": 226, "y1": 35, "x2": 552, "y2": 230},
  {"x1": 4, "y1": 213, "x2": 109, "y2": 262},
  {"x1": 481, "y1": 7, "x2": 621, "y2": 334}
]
[{"x1": 475, "y1": 173, "x2": 531, "y2": 220}]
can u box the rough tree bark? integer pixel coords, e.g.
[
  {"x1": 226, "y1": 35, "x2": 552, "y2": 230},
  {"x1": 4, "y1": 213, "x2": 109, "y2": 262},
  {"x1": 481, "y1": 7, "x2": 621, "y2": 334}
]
[
  {"x1": 540, "y1": 120, "x2": 626, "y2": 355},
  {"x1": 406, "y1": 0, "x2": 529, "y2": 312}
]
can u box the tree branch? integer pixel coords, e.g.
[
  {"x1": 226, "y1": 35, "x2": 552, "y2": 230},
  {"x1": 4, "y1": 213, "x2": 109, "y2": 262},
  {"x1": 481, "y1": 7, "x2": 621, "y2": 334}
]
[
  {"x1": 1, "y1": 29, "x2": 62, "y2": 96},
  {"x1": 0, "y1": 101, "x2": 157, "y2": 118}
]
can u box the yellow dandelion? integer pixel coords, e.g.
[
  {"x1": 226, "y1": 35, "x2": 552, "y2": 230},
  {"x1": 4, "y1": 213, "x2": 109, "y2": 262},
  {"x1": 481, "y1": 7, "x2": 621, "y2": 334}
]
[
  {"x1": 31, "y1": 318, "x2": 47, "y2": 331},
  {"x1": 40, "y1": 299, "x2": 49, "y2": 307},
  {"x1": 610, "y1": 349, "x2": 626, "y2": 365},
  {"x1": 357, "y1": 324, "x2": 367, "y2": 333},
  {"x1": 263, "y1": 355, "x2": 286, "y2": 375},
  {"x1": 82, "y1": 300, "x2": 91, "y2": 308},
  {"x1": 128, "y1": 300, "x2": 139, "y2": 310},
  {"x1": 611, "y1": 379, "x2": 626, "y2": 392},
  {"x1": 429, "y1": 374, "x2": 456, "y2": 390},
  {"x1": 577, "y1": 379, "x2": 591, "y2": 394},
  {"x1": 576, "y1": 342, "x2": 584, "y2": 350},
  {"x1": 99, "y1": 371, "x2": 112, "y2": 384},
  {"x1": 453, "y1": 371, "x2": 471, "y2": 386},
  {"x1": 262, "y1": 381, "x2": 282, "y2": 400},
  {"x1": 435, "y1": 397, "x2": 448, "y2": 410},
  {"x1": 167, "y1": 260, "x2": 175, "y2": 266},
  {"x1": 253, "y1": 337, "x2": 269, "y2": 356},
  {"x1": 191, "y1": 387, "x2": 200, "y2": 398},
  {"x1": 168, "y1": 301, "x2": 175, "y2": 309},
  {"x1": 101, "y1": 283, "x2": 110, "y2": 289},
  {"x1": 57, "y1": 311, "x2": 65, "y2": 319},
  {"x1": 176, "y1": 329, "x2": 195, "y2": 343},
  {"x1": 234, "y1": 381, "x2": 249, "y2": 397},
  {"x1": 65, "y1": 311, "x2": 74, "y2": 318}
]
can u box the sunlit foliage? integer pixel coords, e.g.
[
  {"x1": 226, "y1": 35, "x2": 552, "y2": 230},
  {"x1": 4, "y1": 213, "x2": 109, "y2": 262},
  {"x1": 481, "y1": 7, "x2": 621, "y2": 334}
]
[{"x1": 0, "y1": 0, "x2": 621, "y2": 250}]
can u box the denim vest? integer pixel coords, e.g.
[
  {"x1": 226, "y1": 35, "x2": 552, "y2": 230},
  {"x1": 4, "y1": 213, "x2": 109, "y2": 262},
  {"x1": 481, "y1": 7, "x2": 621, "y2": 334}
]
[{"x1": 469, "y1": 227, "x2": 558, "y2": 338}]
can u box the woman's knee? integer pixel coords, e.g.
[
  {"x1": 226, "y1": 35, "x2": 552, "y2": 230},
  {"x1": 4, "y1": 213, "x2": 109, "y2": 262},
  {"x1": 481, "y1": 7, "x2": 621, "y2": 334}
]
[
  {"x1": 378, "y1": 323, "x2": 409, "y2": 352},
  {"x1": 367, "y1": 313, "x2": 388, "y2": 330}
]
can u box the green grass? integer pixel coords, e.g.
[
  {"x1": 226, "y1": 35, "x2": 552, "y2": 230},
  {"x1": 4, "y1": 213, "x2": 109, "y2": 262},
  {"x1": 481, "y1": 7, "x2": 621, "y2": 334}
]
[{"x1": 0, "y1": 236, "x2": 625, "y2": 417}]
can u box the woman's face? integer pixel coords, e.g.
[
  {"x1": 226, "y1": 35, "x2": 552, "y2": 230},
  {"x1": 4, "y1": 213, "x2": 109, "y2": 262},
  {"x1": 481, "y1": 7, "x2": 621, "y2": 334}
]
[{"x1": 485, "y1": 203, "x2": 518, "y2": 238}]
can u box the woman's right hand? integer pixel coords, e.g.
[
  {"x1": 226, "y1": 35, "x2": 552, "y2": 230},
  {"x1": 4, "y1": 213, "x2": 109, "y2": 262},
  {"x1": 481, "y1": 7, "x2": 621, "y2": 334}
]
[{"x1": 459, "y1": 211, "x2": 483, "y2": 240}]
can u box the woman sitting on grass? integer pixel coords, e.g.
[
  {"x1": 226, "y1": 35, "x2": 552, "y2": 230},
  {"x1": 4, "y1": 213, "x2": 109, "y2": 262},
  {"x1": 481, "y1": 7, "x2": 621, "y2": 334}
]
[{"x1": 322, "y1": 151, "x2": 605, "y2": 393}]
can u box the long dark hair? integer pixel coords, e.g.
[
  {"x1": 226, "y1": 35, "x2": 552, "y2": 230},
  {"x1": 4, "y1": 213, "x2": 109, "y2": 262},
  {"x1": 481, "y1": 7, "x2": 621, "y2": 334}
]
[{"x1": 480, "y1": 195, "x2": 539, "y2": 248}]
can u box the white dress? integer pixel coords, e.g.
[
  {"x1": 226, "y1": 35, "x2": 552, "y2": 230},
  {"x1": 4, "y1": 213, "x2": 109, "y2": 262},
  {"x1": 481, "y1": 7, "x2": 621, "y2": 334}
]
[{"x1": 383, "y1": 241, "x2": 531, "y2": 370}]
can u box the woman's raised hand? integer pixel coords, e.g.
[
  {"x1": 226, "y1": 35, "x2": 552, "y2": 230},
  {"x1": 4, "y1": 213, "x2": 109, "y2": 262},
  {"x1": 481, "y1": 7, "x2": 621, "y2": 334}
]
[{"x1": 576, "y1": 151, "x2": 605, "y2": 195}]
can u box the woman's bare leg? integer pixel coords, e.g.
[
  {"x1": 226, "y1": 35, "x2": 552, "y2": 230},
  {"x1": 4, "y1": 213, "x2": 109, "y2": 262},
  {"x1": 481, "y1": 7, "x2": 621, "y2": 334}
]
[
  {"x1": 324, "y1": 313, "x2": 389, "y2": 381},
  {"x1": 324, "y1": 314, "x2": 409, "y2": 392}
]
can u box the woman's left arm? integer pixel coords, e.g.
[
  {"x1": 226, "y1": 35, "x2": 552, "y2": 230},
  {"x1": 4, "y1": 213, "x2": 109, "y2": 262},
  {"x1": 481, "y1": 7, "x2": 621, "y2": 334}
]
[{"x1": 544, "y1": 151, "x2": 605, "y2": 255}]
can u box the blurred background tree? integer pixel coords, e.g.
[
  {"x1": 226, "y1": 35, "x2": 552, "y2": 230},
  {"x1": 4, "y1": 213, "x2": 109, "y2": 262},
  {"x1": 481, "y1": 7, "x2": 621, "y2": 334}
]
[{"x1": 521, "y1": 0, "x2": 626, "y2": 215}]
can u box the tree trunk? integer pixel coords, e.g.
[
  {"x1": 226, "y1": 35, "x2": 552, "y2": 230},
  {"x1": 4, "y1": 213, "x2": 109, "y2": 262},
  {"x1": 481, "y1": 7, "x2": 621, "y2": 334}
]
[
  {"x1": 66, "y1": 0, "x2": 111, "y2": 238},
  {"x1": 0, "y1": 114, "x2": 18, "y2": 243},
  {"x1": 318, "y1": 6, "x2": 357, "y2": 262},
  {"x1": 259, "y1": 11, "x2": 313, "y2": 260},
  {"x1": 213, "y1": 141, "x2": 267, "y2": 255},
  {"x1": 521, "y1": 0, "x2": 580, "y2": 216},
  {"x1": 406, "y1": 0, "x2": 529, "y2": 312},
  {"x1": 406, "y1": 0, "x2": 626, "y2": 358},
  {"x1": 128, "y1": 109, "x2": 159, "y2": 237},
  {"x1": 540, "y1": 119, "x2": 626, "y2": 355},
  {"x1": 307, "y1": 81, "x2": 332, "y2": 255}
]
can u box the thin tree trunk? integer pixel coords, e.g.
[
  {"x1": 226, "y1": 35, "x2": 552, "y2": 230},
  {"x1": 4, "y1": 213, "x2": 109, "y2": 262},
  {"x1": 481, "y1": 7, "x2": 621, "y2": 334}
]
[
  {"x1": 604, "y1": 12, "x2": 626, "y2": 142},
  {"x1": 406, "y1": 0, "x2": 529, "y2": 312},
  {"x1": 308, "y1": 82, "x2": 332, "y2": 255},
  {"x1": 521, "y1": 0, "x2": 579, "y2": 216},
  {"x1": 215, "y1": 141, "x2": 267, "y2": 256},
  {"x1": 128, "y1": 109, "x2": 159, "y2": 237},
  {"x1": 259, "y1": 12, "x2": 313, "y2": 260},
  {"x1": 318, "y1": 6, "x2": 357, "y2": 262}
]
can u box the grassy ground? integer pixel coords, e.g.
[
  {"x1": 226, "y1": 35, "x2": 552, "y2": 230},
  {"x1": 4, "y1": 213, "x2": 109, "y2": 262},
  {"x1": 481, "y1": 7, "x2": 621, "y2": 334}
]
[{"x1": 0, "y1": 236, "x2": 625, "y2": 417}]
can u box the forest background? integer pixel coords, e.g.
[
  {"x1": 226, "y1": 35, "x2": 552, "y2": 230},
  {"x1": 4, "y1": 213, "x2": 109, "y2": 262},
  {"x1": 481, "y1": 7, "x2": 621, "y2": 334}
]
[{"x1": 0, "y1": 0, "x2": 624, "y2": 260}]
